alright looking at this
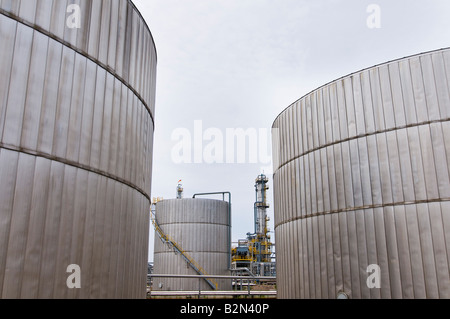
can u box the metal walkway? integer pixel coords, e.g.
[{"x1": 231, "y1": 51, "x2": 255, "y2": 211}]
[{"x1": 150, "y1": 213, "x2": 218, "y2": 290}]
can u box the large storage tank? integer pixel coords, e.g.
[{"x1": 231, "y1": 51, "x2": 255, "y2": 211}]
[
  {"x1": 0, "y1": 0, "x2": 156, "y2": 298},
  {"x1": 272, "y1": 48, "x2": 450, "y2": 299},
  {"x1": 153, "y1": 199, "x2": 231, "y2": 291}
]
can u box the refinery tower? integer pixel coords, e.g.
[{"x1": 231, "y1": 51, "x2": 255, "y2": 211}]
[{"x1": 231, "y1": 174, "x2": 276, "y2": 277}]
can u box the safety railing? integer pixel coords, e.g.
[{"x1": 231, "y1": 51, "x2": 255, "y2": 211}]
[{"x1": 148, "y1": 274, "x2": 277, "y2": 298}]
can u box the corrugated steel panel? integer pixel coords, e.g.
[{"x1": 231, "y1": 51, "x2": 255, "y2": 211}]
[
  {"x1": 0, "y1": 0, "x2": 156, "y2": 299},
  {"x1": 272, "y1": 48, "x2": 450, "y2": 299},
  {"x1": 153, "y1": 199, "x2": 231, "y2": 291}
]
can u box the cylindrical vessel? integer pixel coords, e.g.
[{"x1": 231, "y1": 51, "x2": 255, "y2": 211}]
[
  {"x1": 0, "y1": 0, "x2": 156, "y2": 298},
  {"x1": 255, "y1": 175, "x2": 269, "y2": 235},
  {"x1": 272, "y1": 48, "x2": 450, "y2": 299},
  {"x1": 153, "y1": 199, "x2": 231, "y2": 291}
]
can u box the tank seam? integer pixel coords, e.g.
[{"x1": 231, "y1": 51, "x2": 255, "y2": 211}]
[
  {"x1": 0, "y1": 144, "x2": 150, "y2": 201},
  {"x1": 274, "y1": 117, "x2": 450, "y2": 173},
  {"x1": 0, "y1": 9, "x2": 156, "y2": 130},
  {"x1": 274, "y1": 197, "x2": 450, "y2": 229}
]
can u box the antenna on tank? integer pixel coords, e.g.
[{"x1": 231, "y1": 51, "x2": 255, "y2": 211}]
[{"x1": 176, "y1": 180, "x2": 183, "y2": 199}]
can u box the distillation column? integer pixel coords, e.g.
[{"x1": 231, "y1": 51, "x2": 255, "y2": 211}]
[{"x1": 254, "y1": 174, "x2": 269, "y2": 237}]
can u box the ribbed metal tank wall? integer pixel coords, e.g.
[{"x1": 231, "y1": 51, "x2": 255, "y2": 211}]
[
  {"x1": 0, "y1": 0, "x2": 156, "y2": 298},
  {"x1": 272, "y1": 48, "x2": 450, "y2": 299},
  {"x1": 153, "y1": 199, "x2": 231, "y2": 291}
]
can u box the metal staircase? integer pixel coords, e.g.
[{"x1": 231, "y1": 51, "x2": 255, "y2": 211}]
[{"x1": 151, "y1": 213, "x2": 218, "y2": 290}]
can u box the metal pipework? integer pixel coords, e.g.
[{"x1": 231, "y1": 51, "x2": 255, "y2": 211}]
[
  {"x1": 254, "y1": 175, "x2": 269, "y2": 237},
  {"x1": 253, "y1": 202, "x2": 263, "y2": 235}
]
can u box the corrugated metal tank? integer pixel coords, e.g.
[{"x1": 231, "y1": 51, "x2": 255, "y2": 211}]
[
  {"x1": 0, "y1": 0, "x2": 156, "y2": 298},
  {"x1": 272, "y1": 48, "x2": 450, "y2": 299},
  {"x1": 153, "y1": 199, "x2": 231, "y2": 291}
]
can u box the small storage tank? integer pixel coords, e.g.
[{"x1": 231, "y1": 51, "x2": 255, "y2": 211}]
[
  {"x1": 153, "y1": 198, "x2": 231, "y2": 291},
  {"x1": 272, "y1": 48, "x2": 450, "y2": 299}
]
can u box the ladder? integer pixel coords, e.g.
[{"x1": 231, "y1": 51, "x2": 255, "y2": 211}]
[{"x1": 151, "y1": 213, "x2": 218, "y2": 290}]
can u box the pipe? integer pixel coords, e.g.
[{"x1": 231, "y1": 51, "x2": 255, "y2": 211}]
[{"x1": 193, "y1": 192, "x2": 232, "y2": 270}]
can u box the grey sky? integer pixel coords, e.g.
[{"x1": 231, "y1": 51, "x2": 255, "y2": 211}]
[{"x1": 132, "y1": 0, "x2": 450, "y2": 262}]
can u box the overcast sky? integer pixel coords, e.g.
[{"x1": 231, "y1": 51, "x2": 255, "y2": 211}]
[{"x1": 132, "y1": 0, "x2": 450, "y2": 262}]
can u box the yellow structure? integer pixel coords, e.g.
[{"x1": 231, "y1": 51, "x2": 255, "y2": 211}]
[{"x1": 231, "y1": 174, "x2": 275, "y2": 277}]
